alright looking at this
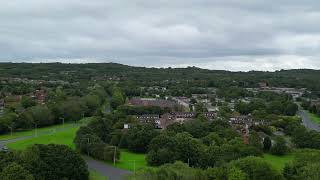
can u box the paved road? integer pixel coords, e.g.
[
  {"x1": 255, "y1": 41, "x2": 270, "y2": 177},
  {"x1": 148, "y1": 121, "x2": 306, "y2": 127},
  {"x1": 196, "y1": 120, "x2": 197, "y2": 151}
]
[
  {"x1": 298, "y1": 110, "x2": 320, "y2": 132},
  {"x1": 84, "y1": 156, "x2": 131, "y2": 180},
  {"x1": 0, "y1": 128, "x2": 130, "y2": 180}
]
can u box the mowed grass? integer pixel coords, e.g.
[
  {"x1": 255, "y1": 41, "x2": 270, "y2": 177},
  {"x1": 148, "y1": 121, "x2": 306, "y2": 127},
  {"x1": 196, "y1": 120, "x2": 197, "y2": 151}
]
[
  {"x1": 7, "y1": 126, "x2": 79, "y2": 150},
  {"x1": 262, "y1": 153, "x2": 294, "y2": 171},
  {"x1": 89, "y1": 170, "x2": 108, "y2": 180},
  {"x1": 115, "y1": 150, "x2": 147, "y2": 171},
  {"x1": 0, "y1": 117, "x2": 92, "y2": 141},
  {"x1": 307, "y1": 111, "x2": 320, "y2": 124},
  {"x1": 0, "y1": 123, "x2": 78, "y2": 141}
]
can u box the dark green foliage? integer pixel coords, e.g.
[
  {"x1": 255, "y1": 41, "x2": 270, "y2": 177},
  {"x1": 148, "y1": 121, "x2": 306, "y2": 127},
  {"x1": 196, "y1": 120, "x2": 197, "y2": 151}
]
[
  {"x1": 29, "y1": 105, "x2": 53, "y2": 127},
  {"x1": 227, "y1": 167, "x2": 247, "y2": 180},
  {"x1": 283, "y1": 149, "x2": 320, "y2": 180},
  {"x1": 127, "y1": 161, "x2": 206, "y2": 180},
  {"x1": 19, "y1": 144, "x2": 89, "y2": 180},
  {"x1": 0, "y1": 162, "x2": 34, "y2": 180},
  {"x1": 111, "y1": 87, "x2": 125, "y2": 109},
  {"x1": 87, "y1": 116, "x2": 112, "y2": 143},
  {"x1": 229, "y1": 156, "x2": 283, "y2": 180},
  {"x1": 205, "y1": 138, "x2": 262, "y2": 167},
  {"x1": 21, "y1": 96, "x2": 36, "y2": 109},
  {"x1": 235, "y1": 94, "x2": 298, "y2": 116},
  {"x1": 263, "y1": 136, "x2": 272, "y2": 151},
  {"x1": 271, "y1": 137, "x2": 288, "y2": 155},
  {"x1": 126, "y1": 124, "x2": 160, "y2": 153}
]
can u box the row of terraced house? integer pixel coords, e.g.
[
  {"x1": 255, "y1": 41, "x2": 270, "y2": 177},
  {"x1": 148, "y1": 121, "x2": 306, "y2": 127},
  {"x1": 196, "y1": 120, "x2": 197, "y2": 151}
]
[{"x1": 129, "y1": 111, "x2": 217, "y2": 129}]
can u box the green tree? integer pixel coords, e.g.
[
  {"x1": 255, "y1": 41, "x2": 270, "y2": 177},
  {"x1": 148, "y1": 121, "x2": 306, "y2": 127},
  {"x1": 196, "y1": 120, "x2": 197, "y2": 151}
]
[
  {"x1": 229, "y1": 156, "x2": 283, "y2": 180},
  {"x1": 21, "y1": 96, "x2": 36, "y2": 108},
  {"x1": 29, "y1": 105, "x2": 53, "y2": 127},
  {"x1": 228, "y1": 167, "x2": 246, "y2": 180},
  {"x1": 126, "y1": 124, "x2": 159, "y2": 153},
  {"x1": 0, "y1": 162, "x2": 34, "y2": 180},
  {"x1": 111, "y1": 87, "x2": 125, "y2": 109},
  {"x1": 271, "y1": 137, "x2": 288, "y2": 155},
  {"x1": 19, "y1": 144, "x2": 89, "y2": 180},
  {"x1": 263, "y1": 136, "x2": 272, "y2": 151}
]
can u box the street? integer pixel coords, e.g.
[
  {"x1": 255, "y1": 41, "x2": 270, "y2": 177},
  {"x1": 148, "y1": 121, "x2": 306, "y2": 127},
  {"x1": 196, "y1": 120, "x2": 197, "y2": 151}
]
[{"x1": 298, "y1": 110, "x2": 320, "y2": 132}]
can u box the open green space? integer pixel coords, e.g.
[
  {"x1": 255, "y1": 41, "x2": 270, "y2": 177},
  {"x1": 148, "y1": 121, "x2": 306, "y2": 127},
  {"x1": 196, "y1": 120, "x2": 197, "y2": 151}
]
[
  {"x1": 0, "y1": 117, "x2": 92, "y2": 141},
  {"x1": 262, "y1": 153, "x2": 294, "y2": 171},
  {"x1": 306, "y1": 111, "x2": 320, "y2": 124},
  {"x1": 89, "y1": 170, "x2": 108, "y2": 180},
  {"x1": 7, "y1": 126, "x2": 79, "y2": 150},
  {"x1": 115, "y1": 150, "x2": 147, "y2": 171},
  {"x1": 0, "y1": 123, "x2": 77, "y2": 141}
]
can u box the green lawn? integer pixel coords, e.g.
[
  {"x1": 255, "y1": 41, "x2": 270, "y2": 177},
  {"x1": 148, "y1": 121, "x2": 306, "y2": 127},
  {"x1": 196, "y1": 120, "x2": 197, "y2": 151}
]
[
  {"x1": 115, "y1": 150, "x2": 147, "y2": 171},
  {"x1": 0, "y1": 117, "x2": 92, "y2": 141},
  {"x1": 0, "y1": 123, "x2": 76, "y2": 141},
  {"x1": 7, "y1": 126, "x2": 80, "y2": 150},
  {"x1": 3, "y1": 117, "x2": 146, "y2": 173},
  {"x1": 89, "y1": 170, "x2": 108, "y2": 180},
  {"x1": 307, "y1": 111, "x2": 320, "y2": 124},
  {"x1": 262, "y1": 153, "x2": 294, "y2": 171}
]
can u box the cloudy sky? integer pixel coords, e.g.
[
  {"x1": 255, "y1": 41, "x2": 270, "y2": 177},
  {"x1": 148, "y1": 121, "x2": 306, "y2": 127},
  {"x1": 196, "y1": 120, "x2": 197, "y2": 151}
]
[{"x1": 1, "y1": 0, "x2": 320, "y2": 71}]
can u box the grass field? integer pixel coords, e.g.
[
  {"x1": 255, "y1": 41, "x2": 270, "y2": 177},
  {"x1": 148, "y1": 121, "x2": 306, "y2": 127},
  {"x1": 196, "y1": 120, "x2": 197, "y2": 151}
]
[
  {"x1": 0, "y1": 123, "x2": 77, "y2": 141},
  {"x1": 3, "y1": 116, "x2": 147, "y2": 173},
  {"x1": 262, "y1": 153, "x2": 294, "y2": 171},
  {"x1": 307, "y1": 111, "x2": 320, "y2": 124},
  {"x1": 115, "y1": 150, "x2": 147, "y2": 171},
  {"x1": 7, "y1": 126, "x2": 79, "y2": 150},
  {"x1": 89, "y1": 170, "x2": 108, "y2": 180},
  {"x1": 0, "y1": 117, "x2": 92, "y2": 141}
]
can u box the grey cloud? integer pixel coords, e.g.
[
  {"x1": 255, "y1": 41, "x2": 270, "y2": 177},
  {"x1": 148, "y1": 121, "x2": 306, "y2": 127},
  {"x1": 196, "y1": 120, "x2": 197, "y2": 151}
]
[{"x1": 0, "y1": 0, "x2": 320, "y2": 71}]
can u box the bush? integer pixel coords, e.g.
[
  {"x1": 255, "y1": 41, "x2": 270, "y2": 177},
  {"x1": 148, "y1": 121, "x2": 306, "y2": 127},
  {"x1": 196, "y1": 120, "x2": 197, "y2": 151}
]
[
  {"x1": 271, "y1": 137, "x2": 288, "y2": 155},
  {"x1": 0, "y1": 162, "x2": 34, "y2": 180},
  {"x1": 19, "y1": 144, "x2": 89, "y2": 180},
  {"x1": 229, "y1": 156, "x2": 283, "y2": 180}
]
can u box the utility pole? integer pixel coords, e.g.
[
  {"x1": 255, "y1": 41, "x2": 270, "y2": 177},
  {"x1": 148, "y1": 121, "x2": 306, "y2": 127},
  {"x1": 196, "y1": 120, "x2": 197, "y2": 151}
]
[
  {"x1": 8, "y1": 126, "x2": 13, "y2": 136},
  {"x1": 133, "y1": 160, "x2": 136, "y2": 174},
  {"x1": 113, "y1": 146, "x2": 117, "y2": 166},
  {"x1": 60, "y1": 117, "x2": 65, "y2": 128},
  {"x1": 188, "y1": 158, "x2": 190, "y2": 167},
  {"x1": 87, "y1": 137, "x2": 90, "y2": 156},
  {"x1": 34, "y1": 123, "x2": 37, "y2": 137}
]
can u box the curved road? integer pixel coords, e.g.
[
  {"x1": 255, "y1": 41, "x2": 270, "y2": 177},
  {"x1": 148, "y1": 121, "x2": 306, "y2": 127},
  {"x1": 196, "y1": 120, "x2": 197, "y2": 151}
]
[
  {"x1": 298, "y1": 110, "x2": 320, "y2": 132},
  {"x1": 0, "y1": 129, "x2": 131, "y2": 180}
]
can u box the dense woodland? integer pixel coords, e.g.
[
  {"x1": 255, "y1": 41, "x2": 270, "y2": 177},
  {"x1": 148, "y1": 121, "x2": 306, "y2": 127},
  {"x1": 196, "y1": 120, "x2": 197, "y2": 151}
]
[{"x1": 0, "y1": 63, "x2": 319, "y2": 97}]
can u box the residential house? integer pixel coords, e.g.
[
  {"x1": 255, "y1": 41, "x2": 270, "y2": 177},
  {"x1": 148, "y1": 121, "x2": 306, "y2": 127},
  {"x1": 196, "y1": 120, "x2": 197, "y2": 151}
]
[
  {"x1": 229, "y1": 115, "x2": 252, "y2": 125},
  {"x1": 0, "y1": 99, "x2": 4, "y2": 116},
  {"x1": 34, "y1": 89, "x2": 48, "y2": 104}
]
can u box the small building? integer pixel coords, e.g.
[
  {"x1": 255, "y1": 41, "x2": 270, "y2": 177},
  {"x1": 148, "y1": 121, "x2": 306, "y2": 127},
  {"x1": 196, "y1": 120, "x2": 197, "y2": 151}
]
[
  {"x1": 123, "y1": 124, "x2": 129, "y2": 129},
  {"x1": 34, "y1": 89, "x2": 48, "y2": 104},
  {"x1": 259, "y1": 81, "x2": 269, "y2": 89},
  {"x1": 0, "y1": 99, "x2": 4, "y2": 115}
]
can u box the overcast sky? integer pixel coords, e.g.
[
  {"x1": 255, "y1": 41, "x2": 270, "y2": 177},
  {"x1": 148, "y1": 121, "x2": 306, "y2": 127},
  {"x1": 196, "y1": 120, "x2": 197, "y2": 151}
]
[{"x1": 1, "y1": 0, "x2": 320, "y2": 71}]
